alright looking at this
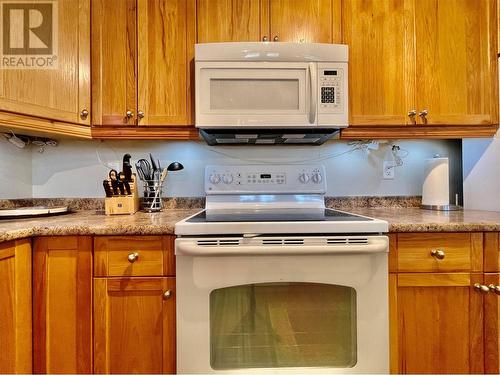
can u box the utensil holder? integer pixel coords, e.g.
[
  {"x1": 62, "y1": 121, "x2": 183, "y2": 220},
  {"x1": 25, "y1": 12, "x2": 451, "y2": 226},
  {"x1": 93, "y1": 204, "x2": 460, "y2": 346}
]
[
  {"x1": 141, "y1": 179, "x2": 164, "y2": 212},
  {"x1": 105, "y1": 175, "x2": 140, "y2": 215}
]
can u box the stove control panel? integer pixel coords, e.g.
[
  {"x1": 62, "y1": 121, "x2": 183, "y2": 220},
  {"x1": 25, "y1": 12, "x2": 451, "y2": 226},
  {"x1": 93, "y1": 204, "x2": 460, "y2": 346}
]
[{"x1": 205, "y1": 165, "x2": 326, "y2": 194}]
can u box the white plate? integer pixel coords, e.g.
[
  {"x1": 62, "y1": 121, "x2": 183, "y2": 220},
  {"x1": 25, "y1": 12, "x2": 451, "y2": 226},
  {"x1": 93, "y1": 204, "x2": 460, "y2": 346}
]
[{"x1": 0, "y1": 206, "x2": 69, "y2": 217}]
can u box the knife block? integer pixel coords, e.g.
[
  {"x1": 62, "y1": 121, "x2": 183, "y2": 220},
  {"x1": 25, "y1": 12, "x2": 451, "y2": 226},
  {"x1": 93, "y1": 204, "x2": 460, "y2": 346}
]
[{"x1": 105, "y1": 175, "x2": 140, "y2": 215}]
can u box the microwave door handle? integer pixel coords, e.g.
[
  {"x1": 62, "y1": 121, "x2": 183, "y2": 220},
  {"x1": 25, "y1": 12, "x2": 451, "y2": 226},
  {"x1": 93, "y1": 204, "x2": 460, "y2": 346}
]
[{"x1": 308, "y1": 62, "x2": 317, "y2": 124}]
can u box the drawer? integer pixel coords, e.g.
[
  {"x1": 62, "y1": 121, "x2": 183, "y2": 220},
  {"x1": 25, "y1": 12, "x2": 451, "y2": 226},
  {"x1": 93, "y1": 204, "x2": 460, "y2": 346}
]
[
  {"x1": 396, "y1": 233, "x2": 480, "y2": 272},
  {"x1": 94, "y1": 236, "x2": 175, "y2": 276}
]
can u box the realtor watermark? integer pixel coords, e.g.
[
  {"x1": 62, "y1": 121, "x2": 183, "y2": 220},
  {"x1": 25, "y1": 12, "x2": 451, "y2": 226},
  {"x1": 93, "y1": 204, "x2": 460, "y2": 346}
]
[{"x1": 0, "y1": 0, "x2": 58, "y2": 69}]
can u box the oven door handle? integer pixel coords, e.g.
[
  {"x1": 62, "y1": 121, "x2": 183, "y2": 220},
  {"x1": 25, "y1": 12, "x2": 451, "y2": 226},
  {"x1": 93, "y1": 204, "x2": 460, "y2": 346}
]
[
  {"x1": 176, "y1": 239, "x2": 388, "y2": 256},
  {"x1": 308, "y1": 62, "x2": 317, "y2": 125}
]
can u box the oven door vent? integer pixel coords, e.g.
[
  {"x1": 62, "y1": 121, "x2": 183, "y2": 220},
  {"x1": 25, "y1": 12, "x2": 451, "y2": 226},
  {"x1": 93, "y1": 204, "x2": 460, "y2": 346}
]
[
  {"x1": 327, "y1": 237, "x2": 369, "y2": 245},
  {"x1": 197, "y1": 239, "x2": 241, "y2": 246},
  {"x1": 261, "y1": 238, "x2": 305, "y2": 246}
]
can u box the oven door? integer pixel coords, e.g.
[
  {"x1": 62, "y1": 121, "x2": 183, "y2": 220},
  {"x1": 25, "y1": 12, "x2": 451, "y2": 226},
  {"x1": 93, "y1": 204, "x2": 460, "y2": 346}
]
[
  {"x1": 176, "y1": 235, "x2": 388, "y2": 374},
  {"x1": 195, "y1": 61, "x2": 317, "y2": 127}
]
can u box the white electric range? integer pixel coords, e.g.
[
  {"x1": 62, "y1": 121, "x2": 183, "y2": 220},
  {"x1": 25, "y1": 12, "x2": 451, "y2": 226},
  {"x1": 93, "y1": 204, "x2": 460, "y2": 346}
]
[{"x1": 175, "y1": 165, "x2": 389, "y2": 374}]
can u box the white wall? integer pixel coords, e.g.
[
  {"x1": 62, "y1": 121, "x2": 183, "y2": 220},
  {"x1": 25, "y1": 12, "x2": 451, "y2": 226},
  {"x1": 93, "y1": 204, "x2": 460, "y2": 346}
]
[
  {"x1": 0, "y1": 138, "x2": 32, "y2": 198},
  {"x1": 463, "y1": 130, "x2": 500, "y2": 210},
  {"x1": 30, "y1": 139, "x2": 461, "y2": 198}
]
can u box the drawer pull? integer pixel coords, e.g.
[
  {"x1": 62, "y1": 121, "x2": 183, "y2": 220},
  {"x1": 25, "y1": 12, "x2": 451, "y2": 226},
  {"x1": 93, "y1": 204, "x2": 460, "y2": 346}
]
[
  {"x1": 163, "y1": 290, "x2": 172, "y2": 300},
  {"x1": 430, "y1": 249, "x2": 445, "y2": 260},
  {"x1": 488, "y1": 284, "x2": 500, "y2": 295},
  {"x1": 127, "y1": 252, "x2": 139, "y2": 263},
  {"x1": 474, "y1": 283, "x2": 490, "y2": 294}
]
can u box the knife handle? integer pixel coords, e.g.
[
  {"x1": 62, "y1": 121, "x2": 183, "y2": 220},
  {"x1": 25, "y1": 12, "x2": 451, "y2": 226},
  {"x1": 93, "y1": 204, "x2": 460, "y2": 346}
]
[
  {"x1": 103, "y1": 180, "x2": 113, "y2": 197},
  {"x1": 117, "y1": 180, "x2": 125, "y2": 195},
  {"x1": 111, "y1": 179, "x2": 119, "y2": 195}
]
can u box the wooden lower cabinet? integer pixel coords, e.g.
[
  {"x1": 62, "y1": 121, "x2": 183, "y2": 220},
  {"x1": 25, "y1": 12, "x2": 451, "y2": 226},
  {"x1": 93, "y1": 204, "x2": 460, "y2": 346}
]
[
  {"x1": 33, "y1": 236, "x2": 93, "y2": 374},
  {"x1": 485, "y1": 272, "x2": 500, "y2": 374},
  {"x1": 0, "y1": 239, "x2": 32, "y2": 374},
  {"x1": 390, "y1": 273, "x2": 485, "y2": 374},
  {"x1": 93, "y1": 277, "x2": 176, "y2": 374}
]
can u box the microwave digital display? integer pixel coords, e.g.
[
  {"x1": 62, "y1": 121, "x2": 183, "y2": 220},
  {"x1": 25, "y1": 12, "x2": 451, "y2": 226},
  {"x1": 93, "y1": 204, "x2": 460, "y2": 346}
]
[
  {"x1": 260, "y1": 174, "x2": 272, "y2": 179},
  {"x1": 324, "y1": 70, "x2": 338, "y2": 76}
]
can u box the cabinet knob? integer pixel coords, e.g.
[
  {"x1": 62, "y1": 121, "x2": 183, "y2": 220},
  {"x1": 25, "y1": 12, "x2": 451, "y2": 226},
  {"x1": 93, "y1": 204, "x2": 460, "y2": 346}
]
[
  {"x1": 163, "y1": 290, "x2": 172, "y2": 300},
  {"x1": 488, "y1": 284, "x2": 500, "y2": 295},
  {"x1": 127, "y1": 252, "x2": 139, "y2": 263},
  {"x1": 474, "y1": 283, "x2": 490, "y2": 294},
  {"x1": 137, "y1": 110, "x2": 145, "y2": 119},
  {"x1": 273, "y1": 36, "x2": 279, "y2": 42},
  {"x1": 408, "y1": 109, "x2": 417, "y2": 118},
  {"x1": 430, "y1": 249, "x2": 445, "y2": 260},
  {"x1": 80, "y1": 108, "x2": 89, "y2": 119},
  {"x1": 262, "y1": 36, "x2": 268, "y2": 42},
  {"x1": 418, "y1": 109, "x2": 428, "y2": 118},
  {"x1": 126, "y1": 110, "x2": 134, "y2": 119}
]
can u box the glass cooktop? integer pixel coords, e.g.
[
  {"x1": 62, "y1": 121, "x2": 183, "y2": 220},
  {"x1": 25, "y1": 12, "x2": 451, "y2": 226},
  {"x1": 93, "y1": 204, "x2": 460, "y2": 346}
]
[{"x1": 187, "y1": 208, "x2": 373, "y2": 223}]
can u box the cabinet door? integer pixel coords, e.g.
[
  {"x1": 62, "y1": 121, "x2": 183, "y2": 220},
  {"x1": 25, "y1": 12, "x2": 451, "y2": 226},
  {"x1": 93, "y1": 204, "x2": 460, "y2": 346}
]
[
  {"x1": 343, "y1": 0, "x2": 415, "y2": 126},
  {"x1": 137, "y1": 0, "x2": 195, "y2": 126},
  {"x1": 391, "y1": 273, "x2": 484, "y2": 373},
  {"x1": 197, "y1": 0, "x2": 262, "y2": 42},
  {"x1": 0, "y1": 0, "x2": 90, "y2": 125},
  {"x1": 0, "y1": 239, "x2": 32, "y2": 374},
  {"x1": 94, "y1": 277, "x2": 176, "y2": 374},
  {"x1": 268, "y1": 0, "x2": 341, "y2": 43},
  {"x1": 33, "y1": 236, "x2": 93, "y2": 374},
  {"x1": 92, "y1": 0, "x2": 137, "y2": 126},
  {"x1": 485, "y1": 273, "x2": 500, "y2": 374},
  {"x1": 415, "y1": 0, "x2": 498, "y2": 126}
]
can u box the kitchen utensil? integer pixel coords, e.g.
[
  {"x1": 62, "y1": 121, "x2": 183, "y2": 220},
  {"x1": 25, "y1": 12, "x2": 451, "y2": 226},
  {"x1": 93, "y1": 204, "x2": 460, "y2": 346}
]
[
  {"x1": 167, "y1": 161, "x2": 184, "y2": 172},
  {"x1": 103, "y1": 180, "x2": 113, "y2": 197},
  {"x1": 109, "y1": 169, "x2": 119, "y2": 194},
  {"x1": 150, "y1": 168, "x2": 169, "y2": 210},
  {"x1": 122, "y1": 153, "x2": 133, "y2": 181},
  {"x1": 119, "y1": 172, "x2": 132, "y2": 195},
  {"x1": 117, "y1": 180, "x2": 125, "y2": 195},
  {"x1": 136, "y1": 159, "x2": 152, "y2": 181},
  {"x1": 150, "y1": 153, "x2": 159, "y2": 172}
]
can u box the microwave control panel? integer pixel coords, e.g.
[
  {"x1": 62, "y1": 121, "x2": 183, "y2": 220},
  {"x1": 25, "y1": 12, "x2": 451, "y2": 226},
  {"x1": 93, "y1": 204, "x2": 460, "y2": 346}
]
[{"x1": 319, "y1": 68, "x2": 343, "y2": 111}]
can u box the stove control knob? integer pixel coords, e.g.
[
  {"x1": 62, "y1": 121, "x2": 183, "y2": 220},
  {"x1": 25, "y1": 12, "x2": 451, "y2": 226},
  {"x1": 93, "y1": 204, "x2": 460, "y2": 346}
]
[
  {"x1": 298, "y1": 173, "x2": 310, "y2": 184},
  {"x1": 312, "y1": 172, "x2": 323, "y2": 184},
  {"x1": 222, "y1": 174, "x2": 234, "y2": 184},
  {"x1": 209, "y1": 174, "x2": 221, "y2": 184}
]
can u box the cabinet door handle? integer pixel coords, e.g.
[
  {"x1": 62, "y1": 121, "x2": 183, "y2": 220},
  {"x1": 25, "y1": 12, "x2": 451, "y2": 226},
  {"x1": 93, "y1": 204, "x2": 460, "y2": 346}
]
[
  {"x1": 418, "y1": 109, "x2": 428, "y2": 123},
  {"x1": 127, "y1": 252, "x2": 139, "y2": 263},
  {"x1": 430, "y1": 249, "x2": 445, "y2": 260},
  {"x1": 126, "y1": 110, "x2": 134, "y2": 119},
  {"x1": 80, "y1": 108, "x2": 89, "y2": 119},
  {"x1": 488, "y1": 284, "x2": 500, "y2": 295},
  {"x1": 137, "y1": 110, "x2": 145, "y2": 119},
  {"x1": 163, "y1": 290, "x2": 172, "y2": 300},
  {"x1": 474, "y1": 283, "x2": 490, "y2": 294},
  {"x1": 273, "y1": 36, "x2": 279, "y2": 42},
  {"x1": 408, "y1": 109, "x2": 417, "y2": 119},
  {"x1": 262, "y1": 36, "x2": 268, "y2": 42}
]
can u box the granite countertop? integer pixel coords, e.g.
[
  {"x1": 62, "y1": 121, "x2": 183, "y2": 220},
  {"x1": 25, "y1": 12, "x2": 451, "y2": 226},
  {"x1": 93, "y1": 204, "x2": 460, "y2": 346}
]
[{"x1": 2, "y1": 207, "x2": 500, "y2": 243}]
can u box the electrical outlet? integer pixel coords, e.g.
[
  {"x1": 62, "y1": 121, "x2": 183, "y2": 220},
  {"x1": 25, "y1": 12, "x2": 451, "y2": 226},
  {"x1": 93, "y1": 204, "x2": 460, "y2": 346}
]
[{"x1": 383, "y1": 161, "x2": 395, "y2": 179}]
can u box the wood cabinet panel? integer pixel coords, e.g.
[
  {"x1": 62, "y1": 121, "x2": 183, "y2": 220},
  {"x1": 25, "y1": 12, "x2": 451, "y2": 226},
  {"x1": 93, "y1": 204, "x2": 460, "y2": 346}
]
[
  {"x1": 92, "y1": 0, "x2": 137, "y2": 126},
  {"x1": 33, "y1": 236, "x2": 93, "y2": 374},
  {"x1": 94, "y1": 236, "x2": 175, "y2": 277},
  {"x1": 268, "y1": 0, "x2": 341, "y2": 43},
  {"x1": 484, "y1": 273, "x2": 500, "y2": 374},
  {"x1": 415, "y1": 0, "x2": 498, "y2": 126},
  {"x1": 197, "y1": 0, "x2": 262, "y2": 42},
  {"x1": 343, "y1": 0, "x2": 415, "y2": 126},
  {"x1": 137, "y1": 0, "x2": 196, "y2": 126},
  {"x1": 93, "y1": 277, "x2": 176, "y2": 374},
  {"x1": 0, "y1": 0, "x2": 90, "y2": 125},
  {"x1": 391, "y1": 273, "x2": 484, "y2": 374},
  {"x1": 0, "y1": 239, "x2": 32, "y2": 374},
  {"x1": 396, "y1": 233, "x2": 482, "y2": 273}
]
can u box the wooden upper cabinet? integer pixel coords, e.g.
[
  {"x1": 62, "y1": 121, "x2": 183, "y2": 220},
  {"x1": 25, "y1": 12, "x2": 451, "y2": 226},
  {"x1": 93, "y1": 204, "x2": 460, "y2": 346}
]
[
  {"x1": 197, "y1": 0, "x2": 262, "y2": 42},
  {"x1": 0, "y1": 0, "x2": 90, "y2": 125},
  {"x1": 343, "y1": 0, "x2": 415, "y2": 126},
  {"x1": 137, "y1": 0, "x2": 195, "y2": 126},
  {"x1": 0, "y1": 240, "x2": 32, "y2": 374},
  {"x1": 391, "y1": 273, "x2": 484, "y2": 374},
  {"x1": 268, "y1": 0, "x2": 341, "y2": 43},
  {"x1": 33, "y1": 236, "x2": 93, "y2": 374},
  {"x1": 415, "y1": 0, "x2": 498, "y2": 126},
  {"x1": 94, "y1": 277, "x2": 176, "y2": 374},
  {"x1": 92, "y1": 0, "x2": 137, "y2": 126}
]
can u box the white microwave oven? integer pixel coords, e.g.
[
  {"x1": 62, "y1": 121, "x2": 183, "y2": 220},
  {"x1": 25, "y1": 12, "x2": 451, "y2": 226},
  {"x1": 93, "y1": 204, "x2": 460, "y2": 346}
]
[{"x1": 195, "y1": 43, "x2": 348, "y2": 140}]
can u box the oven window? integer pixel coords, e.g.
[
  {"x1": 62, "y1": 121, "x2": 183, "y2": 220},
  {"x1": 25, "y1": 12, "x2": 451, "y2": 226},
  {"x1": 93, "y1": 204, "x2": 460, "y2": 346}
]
[
  {"x1": 209, "y1": 282, "x2": 357, "y2": 370},
  {"x1": 210, "y1": 79, "x2": 300, "y2": 110}
]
